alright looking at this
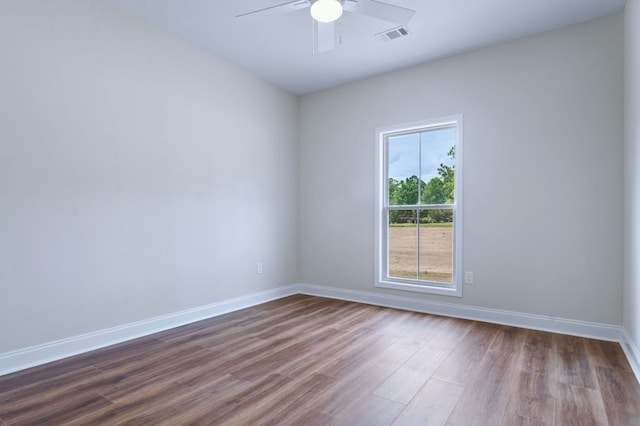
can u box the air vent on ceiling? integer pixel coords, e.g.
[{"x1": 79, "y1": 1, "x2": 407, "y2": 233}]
[{"x1": 377, "y1": 26, "x2": 410, "y2": 42}]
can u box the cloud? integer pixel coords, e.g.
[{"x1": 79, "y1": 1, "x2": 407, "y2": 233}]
[{"x1": 388, "y1": 127, "x2": 455, "y2": 182}]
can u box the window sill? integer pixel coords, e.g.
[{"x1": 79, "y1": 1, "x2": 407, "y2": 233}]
[{"x1": 375, "y1": 279, "x2": 462, "y2": 297}]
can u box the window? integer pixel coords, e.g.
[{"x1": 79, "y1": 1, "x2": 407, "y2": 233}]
[{"x1": 375, "y1": 116, "x2": 463, "y2": 296}]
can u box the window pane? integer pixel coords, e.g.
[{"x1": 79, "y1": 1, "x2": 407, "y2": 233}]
[
  {"x1": 388, "y1": 134, "x2": 419, "y2": 205},
  {"x1": 388, "y1": 210, "x2": 417, "y2": 280},
  {"x1": 419, "y1": 209, "x2": 453, "y2": 284},
  {"x1": 420, "y1": 127, "x2": 456, "y2": 204}
]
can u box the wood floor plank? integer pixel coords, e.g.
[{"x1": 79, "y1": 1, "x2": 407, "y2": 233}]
[
  {"x1": 166, "y1": 343, "x2": 262, "y2": 389},
  {"x1": 100, "y1": 372, "x2": 186, "y2": 404},
  {"x1": 178, "y1": 332, "x2": 317, "y2": 383},
  {"x1": 0, "y1": 366, "x2": 103, "y2": 405},
  {"x1": 374, "y1": 309, "x2": 432, "y2": 339},
  {"x1": 504, "y1": 371, "x2": 556, "y2": 425},
  {"x1": 304, "y1": 341, "x2": 417, "y2": 418},
  {"x1": 246, "y1": 300, "x2": 342, "y2": 339},
  {"x1": 336, "y1": 394, "x2": 406, "y2": 426},
  {"x1": 501, "y1": 414, "x2": 550, "y2": 426},
  {"x1": 393, "y1": 313, "x2": 445, "y2": 349},
  {"x1": 321, "y1": 303, "x2": 382, "y2": 332},
  {"x1": 225, "y1": 372, "x2": 336, "y2": 425},
  {"x1": 0, "y1": 389, "x2": 113, "y2": 424},
  {"x1": 180, "y1": 373, "x2": 295, "y2": 425},
  {"x1": 211, "y1": 372, "x2": 329, "y2": 424},
  {"x1": 520, "y1": 330, "x2": 556, "y2": 375},
  {"x1": 213, "y1": 330, "x2": 342, "y2": 382},
  {"x1": 490, "y1": 325, "x2": 529, "y2": 353},
  {"x1": 429, "y1": 316, "x2": 474, "y2": 350},
  {"x1": 432, "y1": 321, "x2": 498, "y2": 385},
  {"x1": 152, "y1": 298, "x2": 274, "y2": 341},
  {"x1": 283, "y1": 324, "x2": 392, "y2": 379},
  {"x1": 525, "y1": 329, "x2": 555, "y2": 351},
  {"x1": 556, "y1": 335, "x2": 598, "y2": 389},
  {"x1": 92, "y1": 338, "x2": 199, "y2": 371},
  {"x1": 263, "y1": 406, "x2": 335, "y2": 426},
  {"x1": 586, "y1": 339, "x2": 634, "y2": 372},
  {"x1": 248, "y1": 307, "x2": 336, "y2": 340},
  {"x1": 374, "y1": 338, "x2": 451, "y2": 404},
  {"x1": 555, "y1": 383, "x2": 609, "y2": 426},
  {"x1": 145, "y1": 379, "x2": 256, "y2": 425},
  {"x1": 96, "y1": 346, "x2": 218, "y2": 400},
  {"x1": 133, "y1": 373, "x2": 293, "y2": 425},
  {"x1": 157, "y1": 295, "x2": 329, "y2": 345},
  {"x1": 199, "y1": 333, "x2": 267, "y2": 356},
  {"x1": 227, "y1": 327, "x2": 345, "y2": 381},
  {"x1": 446, "y1": 350, "x2": 520, "y2": 426},
  {"x1": 595, "y1": 366, "x2": 640, "y2": 425},
  {"x1": 0, "y1": 295, "x2": 638, "y2": 425},
  {"x1": 311, "y1": 328, "x2": 401, "y2": 379},
  {"x1": 277, "y1": 328, "x2": 362, "y2": 378},
  {"x1": 502, "y1": 329, "x2": 557, "y2": 425},
  {"x1": 68, "y1": 380, "x2": 200, "y2": 425},
  {"x1": 392, "y1": 378, "x2": 464, "y2": 426},
  {"x1": 0, "y1": 349, "x2": 118, "y2": 395}
]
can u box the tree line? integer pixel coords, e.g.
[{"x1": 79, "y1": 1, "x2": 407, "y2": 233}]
[{"x1": 388, "y1": 146, "x2": 454, "y2": 224}]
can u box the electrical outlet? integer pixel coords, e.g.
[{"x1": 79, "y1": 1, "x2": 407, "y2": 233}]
[
  {"x1": 256, "y1": 263, "x2": 263, "y2": 274},
  {"x1": 464, "y1": 271, "x2": 474, "y2": 284}
]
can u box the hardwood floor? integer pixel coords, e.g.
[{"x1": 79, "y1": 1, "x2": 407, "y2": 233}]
[{"x1": 0, "y1": 295, "x2": 638, "y2": 425}]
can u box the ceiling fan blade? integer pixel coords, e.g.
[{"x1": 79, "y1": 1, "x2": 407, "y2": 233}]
[
  {"x1": 313, "y1": 20, "x2": 340, "y2": 54},
  {"x1": 236, "y1": 0, "x2": 310, "y2": 21},
  {"x1": 344, "y1": 0, "x2": 415, "y2": 26},
  {"x1": 341, "y1": 0, "x2": 360, "y2": 12}
]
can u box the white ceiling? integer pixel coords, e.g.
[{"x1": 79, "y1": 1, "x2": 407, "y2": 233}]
[{"x1": 102, "y1": 0, "x2": 626, "y2": 95}]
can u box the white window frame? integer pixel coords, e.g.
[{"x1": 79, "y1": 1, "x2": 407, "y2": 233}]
[{"x1": 374, "y1": 115, "x2": 463, "y2": 297}]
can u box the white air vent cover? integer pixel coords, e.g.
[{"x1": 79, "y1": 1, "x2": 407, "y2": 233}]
[{"x1": 378, "y1": 26, "x2": 410, "y2": 42}]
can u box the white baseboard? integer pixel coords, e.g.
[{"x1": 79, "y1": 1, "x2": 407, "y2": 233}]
[
  {"x1": 621, "y1": 329, "x2": 640, "y2": 383},
  {"x1": 0, "y1": 285, "x2": 298, "y2": 377},
  {"x1": 2, "y1": 282, "x2": 638, "y2": 385},
  {"x1": 297, "y1": 284, "x2": 625, "y2": 341},
  {"x1": 297, "y1": 283, "x2": 640, "y2": 383},
  {"x1": 298, "y1": 284, "x2": 640, "y2": 383}
]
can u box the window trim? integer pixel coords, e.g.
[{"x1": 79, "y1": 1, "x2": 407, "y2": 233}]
[{"x1": 374, "y1": 115, "x2": 463, "y2": 297}]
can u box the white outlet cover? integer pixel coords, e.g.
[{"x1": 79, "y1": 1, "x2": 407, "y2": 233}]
[{"x1": 464, "y1": 271, "x2": 474, "y2": 284}]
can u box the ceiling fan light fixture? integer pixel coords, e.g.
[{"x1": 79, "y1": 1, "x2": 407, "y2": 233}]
[{"x1": 310, "y1": 0, "x2": 343, "y2": 23}]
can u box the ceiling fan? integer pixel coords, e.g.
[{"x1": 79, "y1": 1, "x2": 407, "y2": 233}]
[{"x1": 236, "y1": 0, "x2": 416, "y2": 54}]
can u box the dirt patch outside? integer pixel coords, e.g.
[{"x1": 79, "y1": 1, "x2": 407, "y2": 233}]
[{"x1": 388, "y1": 226, "x2": 453, "y2": 283}]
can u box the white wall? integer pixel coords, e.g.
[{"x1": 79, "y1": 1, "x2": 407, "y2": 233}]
[
  {"x1": 625, "y1": 0, "x2": 640, "y2": 353},
  {"x1": 299, "y1": 14, "x2": 624, "y2": 325},
  {"x1": 0, "y1": 0, "x2": 298, "y2": 353},
  {"x1": 0, "y1": 0, "x2": 627, "y2": 361}
]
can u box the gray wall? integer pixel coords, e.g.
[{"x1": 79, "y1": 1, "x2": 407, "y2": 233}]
[
  {"x1": 0, "y1": 0, "x2": 298, "y2": 353},
  {"x1": 298, "y1": 14, "x2": 624, "y2": 325},
  {"x1": 625, "y1": 0, "x2": 640, "y2": 355},
  {"x1": 0, "y1": 1, "x2": 628, "y2": 358}
]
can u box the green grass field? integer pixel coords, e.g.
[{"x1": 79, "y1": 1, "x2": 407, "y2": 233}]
[{"x1": 389, "y1": 222, "x2": 453, "y2": 228}]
